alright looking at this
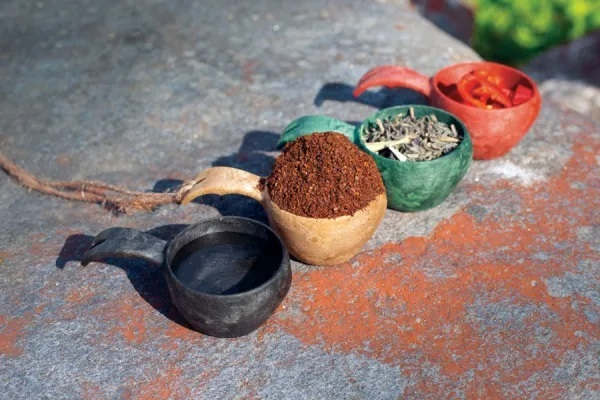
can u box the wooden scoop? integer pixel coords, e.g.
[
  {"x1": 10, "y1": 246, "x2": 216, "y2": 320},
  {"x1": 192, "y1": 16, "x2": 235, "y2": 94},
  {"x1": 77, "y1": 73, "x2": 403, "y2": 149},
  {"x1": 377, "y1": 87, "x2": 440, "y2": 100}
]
[{"x1": 181, "y1": 167, "x2": 387, "y2": 266}]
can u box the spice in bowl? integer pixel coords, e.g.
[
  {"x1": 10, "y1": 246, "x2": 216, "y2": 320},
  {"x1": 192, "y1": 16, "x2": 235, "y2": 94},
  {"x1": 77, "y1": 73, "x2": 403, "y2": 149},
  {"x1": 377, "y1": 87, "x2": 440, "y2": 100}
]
[
  {"x1": 362, "y1": 107, "x2": 462, "y2": 162},
  {"x1": 264, "y1": 132, "x2": 385, "y2": 219},
  {"x1": 439, "y1": 68, "x2": 533, "y2": 110}
]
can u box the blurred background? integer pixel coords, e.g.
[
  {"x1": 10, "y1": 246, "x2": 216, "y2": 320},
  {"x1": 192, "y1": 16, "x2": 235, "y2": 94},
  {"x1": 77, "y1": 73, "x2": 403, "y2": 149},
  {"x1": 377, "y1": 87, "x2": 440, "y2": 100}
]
[{"x1": 412, "y1": 0, "x2": 600, "y2": 66}]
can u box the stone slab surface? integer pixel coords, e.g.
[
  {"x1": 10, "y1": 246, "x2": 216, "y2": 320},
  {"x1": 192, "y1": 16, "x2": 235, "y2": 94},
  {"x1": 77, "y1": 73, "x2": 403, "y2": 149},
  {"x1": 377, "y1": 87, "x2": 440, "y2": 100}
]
[
  {"x1": 524, "y1": 30, "x2": 600, "y2": 123},
  {"x1": 1, "y1": 0, "x2": 598, "y2": 399}
]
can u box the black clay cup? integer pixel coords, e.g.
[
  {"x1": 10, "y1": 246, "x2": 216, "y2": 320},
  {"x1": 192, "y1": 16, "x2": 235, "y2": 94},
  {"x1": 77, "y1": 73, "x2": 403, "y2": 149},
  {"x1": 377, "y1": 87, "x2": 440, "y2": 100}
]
[{"x1": 81, "y1": 217, "x2": 292, "y2": 338}]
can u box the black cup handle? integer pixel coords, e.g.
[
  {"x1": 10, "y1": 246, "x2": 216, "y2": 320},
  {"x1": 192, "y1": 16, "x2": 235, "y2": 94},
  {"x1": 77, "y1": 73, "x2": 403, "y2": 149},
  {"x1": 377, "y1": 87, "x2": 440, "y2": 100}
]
[{"x1": 81, "y1": 227, "x2": 167, "y2": 267}]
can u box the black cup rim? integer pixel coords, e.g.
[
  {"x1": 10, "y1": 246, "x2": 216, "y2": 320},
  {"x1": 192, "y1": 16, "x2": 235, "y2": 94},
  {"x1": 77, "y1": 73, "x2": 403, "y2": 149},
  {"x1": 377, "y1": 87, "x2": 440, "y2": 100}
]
[{"x1": 165, "y1": 216, "x2": 289, "y2": 299}]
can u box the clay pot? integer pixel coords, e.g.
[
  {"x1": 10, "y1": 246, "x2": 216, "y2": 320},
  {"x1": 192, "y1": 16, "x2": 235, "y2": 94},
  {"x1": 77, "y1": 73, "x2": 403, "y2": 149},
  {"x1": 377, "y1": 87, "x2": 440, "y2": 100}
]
[
  {"x1": 353, "y1": 62, "x2": 541, "y2": 160},
  {"x1": 277, "y1": 105, "x2": 472, "y2": 212},
  {"x1": 180, "y1": 167, "x2": 387, "y2": 266}
]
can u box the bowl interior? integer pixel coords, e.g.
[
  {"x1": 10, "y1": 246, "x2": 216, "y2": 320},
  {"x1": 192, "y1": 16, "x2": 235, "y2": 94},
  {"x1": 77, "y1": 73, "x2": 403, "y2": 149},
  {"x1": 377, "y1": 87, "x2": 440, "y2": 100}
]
[
  {"x1": 358, "y1": 105, "x2": 470, "y2": 167},
  {"x1": 433, "y1": 61, "x2": 538, "y2": 110},
  {"x1": 166, "y1": 217, "x2": 284, "y2": 296}
]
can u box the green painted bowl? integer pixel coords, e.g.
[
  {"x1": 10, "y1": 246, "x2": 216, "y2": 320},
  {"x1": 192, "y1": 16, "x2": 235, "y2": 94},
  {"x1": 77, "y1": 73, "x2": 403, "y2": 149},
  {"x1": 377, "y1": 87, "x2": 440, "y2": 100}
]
[{"x1": 277, "y1": 105, "x2": 473, "y2": 212}]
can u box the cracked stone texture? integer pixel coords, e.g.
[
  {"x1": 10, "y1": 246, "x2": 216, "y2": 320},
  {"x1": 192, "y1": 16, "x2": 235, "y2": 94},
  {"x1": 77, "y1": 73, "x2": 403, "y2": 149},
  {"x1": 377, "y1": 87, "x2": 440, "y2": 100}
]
[{"x1": 1, "y1": 0, "x2": 599, "y2": 399}]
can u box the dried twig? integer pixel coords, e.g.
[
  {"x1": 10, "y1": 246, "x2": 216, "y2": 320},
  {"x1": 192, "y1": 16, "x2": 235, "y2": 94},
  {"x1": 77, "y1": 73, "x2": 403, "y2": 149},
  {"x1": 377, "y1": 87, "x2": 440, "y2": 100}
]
[{"x1": 0, "y1": 152, "x2": 201, "y2": 214}]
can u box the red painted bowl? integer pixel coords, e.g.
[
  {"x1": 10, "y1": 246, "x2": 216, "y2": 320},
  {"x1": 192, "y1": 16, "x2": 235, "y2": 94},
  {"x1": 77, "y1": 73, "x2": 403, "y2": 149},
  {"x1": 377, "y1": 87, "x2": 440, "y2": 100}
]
[{"x1": 354, "y1": 62, "x2": 542, "y2": 160}]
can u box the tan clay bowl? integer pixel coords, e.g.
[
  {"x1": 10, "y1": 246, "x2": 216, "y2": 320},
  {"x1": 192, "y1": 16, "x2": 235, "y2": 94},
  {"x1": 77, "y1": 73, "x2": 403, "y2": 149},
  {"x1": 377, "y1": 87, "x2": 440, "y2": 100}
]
[{"x1": 181, "y1": 167, "x2": 387, "y2": 266}]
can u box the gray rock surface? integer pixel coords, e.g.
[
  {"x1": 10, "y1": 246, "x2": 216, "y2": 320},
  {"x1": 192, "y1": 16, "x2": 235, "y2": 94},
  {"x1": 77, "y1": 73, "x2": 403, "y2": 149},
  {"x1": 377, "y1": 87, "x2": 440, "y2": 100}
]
[
  {"x1": 1, "y1": 1, "x2": 598, "y2": 399},
  {"x1": 524, "y1": 30, "x2": 600, "y2": 122}
]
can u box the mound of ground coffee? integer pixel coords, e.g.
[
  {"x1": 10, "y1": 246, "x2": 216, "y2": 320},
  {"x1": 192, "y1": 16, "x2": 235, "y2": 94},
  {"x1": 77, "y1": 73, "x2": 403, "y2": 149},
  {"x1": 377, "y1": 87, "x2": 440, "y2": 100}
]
[{"x1": 265, "y1": 132, "x2": 385, "y2": 219}]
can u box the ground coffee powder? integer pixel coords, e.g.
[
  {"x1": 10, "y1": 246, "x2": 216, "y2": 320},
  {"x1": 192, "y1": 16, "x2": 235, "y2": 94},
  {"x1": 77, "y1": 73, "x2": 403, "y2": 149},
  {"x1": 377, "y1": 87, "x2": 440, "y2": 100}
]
[{"x1": 265, "y1": 132, "x2": 385, "y2": 219}]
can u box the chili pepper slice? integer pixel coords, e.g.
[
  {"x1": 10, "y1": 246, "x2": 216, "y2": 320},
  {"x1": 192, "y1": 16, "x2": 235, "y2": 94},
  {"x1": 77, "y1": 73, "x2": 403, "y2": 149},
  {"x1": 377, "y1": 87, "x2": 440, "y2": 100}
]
[
  {"x1": 458, "y1": 71, "x2": 513, "y2": 109},
  {"x1": 474, "y1": 73, "x2": 512, "y2": 108},
  {"x1": 512, "y1": 84, "x2": 533, "y2": 106},
  {"x1": 472, "y1": 86, "x2": 491, "y2": 104},
  {"x1": 457, "y1": 75, "x2": 488, "y2": 108},
  {"x1": 474, "y1": 69, "x2": 507, "y2": 88}
]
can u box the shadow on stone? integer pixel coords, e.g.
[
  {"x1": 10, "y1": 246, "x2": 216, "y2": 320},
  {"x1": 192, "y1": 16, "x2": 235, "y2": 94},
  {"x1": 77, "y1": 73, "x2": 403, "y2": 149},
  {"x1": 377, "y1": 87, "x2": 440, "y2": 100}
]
[
  {"x1": 57, "y1": 225, "x2": 193, "y2": 331},
  {"x1": 210, "y1": 130, "x2": 276, "y2": 223},
  {"x1": 151, "y1": 130, "x2": 279, "y2": 223},
  {"x1": 56, "y1": 234, "x2": 95, "y2": 269},
  {"x1": 314, "y1": 82, "x2": 427, "y2": 110},
  {"x1": 212, "y1": 130, "x2": 279, "y2": 176},
  {"x1": 151, "y1": 178, "x2": 183, "y2": 194}
]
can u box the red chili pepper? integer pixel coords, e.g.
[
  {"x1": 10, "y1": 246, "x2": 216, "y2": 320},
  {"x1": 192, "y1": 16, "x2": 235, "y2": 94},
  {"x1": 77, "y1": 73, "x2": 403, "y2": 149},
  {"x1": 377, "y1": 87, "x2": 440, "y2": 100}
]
[
  {"x1": 457, "y1": 71, "x2": 513, "y2": 109},
  {"x1": 457, "y1": 75, "x2": 488, "y2": 108},
  {"x1": 472, "y1": 86, "x2": 491, "y2": 104},
  {"x1": 512, "y1": 84, "x2": 533, "y2": 106},
  {"x1": 475, "y1": 73, "x2": 512, "y2": 108},
  {"x1": 474, "y1": 69, "x2": 507, "y2": 88}
]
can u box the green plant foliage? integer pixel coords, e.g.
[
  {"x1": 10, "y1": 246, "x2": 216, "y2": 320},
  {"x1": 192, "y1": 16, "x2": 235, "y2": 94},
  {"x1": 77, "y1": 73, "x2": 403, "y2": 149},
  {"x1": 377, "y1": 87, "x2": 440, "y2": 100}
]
[{"x1": 470, "y1": 0, "x2": 600, "y2": 65}]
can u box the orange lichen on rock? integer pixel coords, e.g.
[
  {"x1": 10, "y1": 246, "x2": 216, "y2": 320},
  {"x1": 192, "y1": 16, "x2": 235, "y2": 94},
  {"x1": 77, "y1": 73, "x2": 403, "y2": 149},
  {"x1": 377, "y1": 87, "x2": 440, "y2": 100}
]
[
  {"x1": 269, "y1": 134, "x2": 600, "y2": 397},
  {"x1": 0, "y1": 312, "x2": 34, "y2": 357},
  {"x1": 93, "y1": 293, "x2": 149, "y2": 345}
]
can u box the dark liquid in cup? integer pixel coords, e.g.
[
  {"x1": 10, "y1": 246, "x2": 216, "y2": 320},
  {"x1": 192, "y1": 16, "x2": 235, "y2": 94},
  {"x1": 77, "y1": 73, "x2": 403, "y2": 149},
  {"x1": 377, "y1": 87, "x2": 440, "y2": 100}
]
[{"x1": 171, "y1": 232, "x2": 281, "y2": 295}]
